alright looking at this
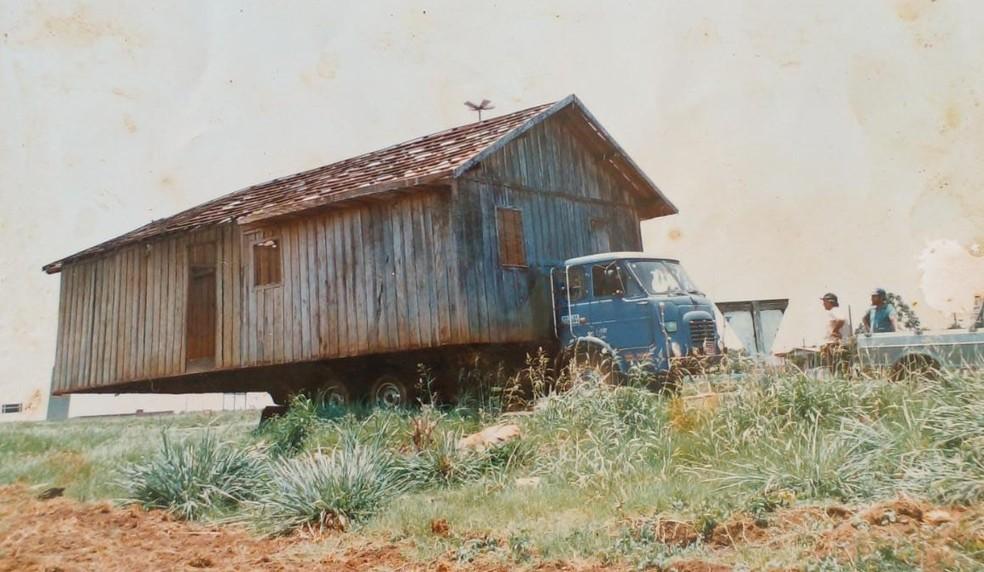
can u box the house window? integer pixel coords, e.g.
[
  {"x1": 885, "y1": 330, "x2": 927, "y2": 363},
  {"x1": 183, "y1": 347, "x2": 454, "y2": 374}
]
[
  {"x1": 1, "y1": 403, "x2": 23, "y2": 414},
  {"x1": 253, "y1": 238, "x2": 282, "y2": 286},
  {"x1": 496, "y1": 207, "x2": 527, "y2": 268}
]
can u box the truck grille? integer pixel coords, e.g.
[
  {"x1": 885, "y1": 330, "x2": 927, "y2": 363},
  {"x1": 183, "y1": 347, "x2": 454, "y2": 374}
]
[{"x1": 689, "y1": 319, "x2": 717, "y2": 345}]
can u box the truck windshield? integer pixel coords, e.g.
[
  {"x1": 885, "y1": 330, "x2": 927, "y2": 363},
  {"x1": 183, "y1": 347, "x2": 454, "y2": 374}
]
[{"x1": 626, "y1": 260, "x2": 702, "y2": 295}]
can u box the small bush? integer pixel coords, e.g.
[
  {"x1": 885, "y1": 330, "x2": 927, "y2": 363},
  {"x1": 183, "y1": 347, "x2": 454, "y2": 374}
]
[
  {"x1": 257, "y1": 394, "x2": 322, "y2": 457},
  {"x1": 251, "y1": 436, "x2": 405, "y2": 533},
  {"x1": 706, "y1": 419, "x2": 858, "y2": 500},
  {"x1": 526, "y1": 381, "x2": 670, "y2": 488},
  {"x1": 394, "y1": 430, "x2": 526, "y2": 488},
  {"x1": 120, "y1": 432, "x2": 265, "y2": 520}
]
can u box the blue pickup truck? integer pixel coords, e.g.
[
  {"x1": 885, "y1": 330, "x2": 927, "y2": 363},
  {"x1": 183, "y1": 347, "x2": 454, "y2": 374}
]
[{"x1": 551, "y1": 252, "x2": 722, "y2": 384}]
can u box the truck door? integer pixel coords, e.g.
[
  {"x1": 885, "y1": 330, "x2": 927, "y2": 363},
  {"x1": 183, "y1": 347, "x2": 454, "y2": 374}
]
[
  {"x1": 559, "y1": 265, "x2": 592, "y2": 339},
  {"x1": 584, "y1": 262, "x2": 654, "y2": 361}
]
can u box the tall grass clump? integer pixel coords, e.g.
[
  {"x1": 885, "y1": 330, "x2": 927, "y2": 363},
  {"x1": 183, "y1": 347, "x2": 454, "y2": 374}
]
[
  {"x1": 393, "y1": 430, "x2": 529, "y2": 487},
  {"x1": 525, "y1": 378, "x2": 671, "y2": 489},
  {"x1": 302, "y1": 406, "x2": 420, "y2": 454},
  {"x1": 119, "y1": 431, "x2": 265, "y2": 520},
  {"x1": 703, "y1": 415, "x2": 860, "y2": 500},
  {"x1": 251, "y1": 433, "x2": 406, "y2": 534},
  {"x1": 684, "y1": 370, "x2": 984, "y2": 507},
  {"x1": 836, "y1": 372, "x2": 984, "y2": 503},
  {"x1": 454, "y1": 359, "x2": 516, "y2": 418},
  {"x1": 257, "y1": 394, "x2": 326, "y2": 457}
]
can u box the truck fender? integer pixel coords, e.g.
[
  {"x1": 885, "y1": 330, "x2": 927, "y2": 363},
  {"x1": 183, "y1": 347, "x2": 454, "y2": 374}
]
[
  {"x1": 681, "y1": 309, "x2": 715, "y2": 322},
  {"x1": 561, "y1": 337, "x2": 623, "y2": 373}
]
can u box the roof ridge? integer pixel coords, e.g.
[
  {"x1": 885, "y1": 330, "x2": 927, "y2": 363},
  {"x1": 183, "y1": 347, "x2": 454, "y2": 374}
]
[
  {"x1": 42, "y1": 100, "x2": 558, "y2": 273},
  {"x1": 247, "y1": 100, "x2": 556, "y2": 190}
]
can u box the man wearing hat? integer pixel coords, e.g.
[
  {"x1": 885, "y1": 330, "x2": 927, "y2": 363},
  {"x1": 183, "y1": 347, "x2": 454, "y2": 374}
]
[
  {"x1": 820, "y1": 293, "x2": 850, "y2": 372},
  {"x1": 821, "y1": 293, "x2": 850, "y2": 343},
  {"x1": 862, "y1": 288, "x2": 898, "y2": 333}
]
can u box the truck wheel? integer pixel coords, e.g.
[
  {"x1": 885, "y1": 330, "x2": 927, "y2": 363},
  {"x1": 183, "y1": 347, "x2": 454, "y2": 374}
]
[
  {"x1": 652, "y1": 368, "x2": 683, "y2": 394},
  {"x1": 268, "y1": 391, "x2": 290, "y2": 406},
  {"x1": 370, "y1": 373, "x2": 412, "y2": 408},
  {"x1": 890, "y1": 355, "x2": 940, "y2": 381},
  {"x1": 569, "y1": 344, "x2": 617, "y2": 386},
  {"x1": 319, "y1": 382, "x2": 350, "y2": 407}
]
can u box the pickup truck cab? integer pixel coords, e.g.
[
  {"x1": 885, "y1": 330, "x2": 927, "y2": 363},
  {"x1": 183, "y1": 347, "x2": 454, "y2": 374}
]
[
  {"x1": 856, "y1": 302, "x2": 984, "y2": 377},
  {"x1": 552, "y1": 252, "x2": 722, "y2": 380}
]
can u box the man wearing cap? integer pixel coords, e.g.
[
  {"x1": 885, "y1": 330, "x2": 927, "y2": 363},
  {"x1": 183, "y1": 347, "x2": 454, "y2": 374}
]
[
  {"x1": 820, "y1": 293, "x2": 850, "y2": 371},
  {"x1": 862, "y1": 288, "x2": 898, "y2": 333},
  {"x1": 821, "y1": 293, "x2": 850, "y2": 343}
]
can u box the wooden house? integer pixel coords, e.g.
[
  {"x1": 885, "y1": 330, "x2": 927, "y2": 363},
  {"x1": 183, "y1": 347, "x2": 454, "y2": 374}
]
[{"x1": 43, "y1": 95, "x2": 677, "y2": 404}]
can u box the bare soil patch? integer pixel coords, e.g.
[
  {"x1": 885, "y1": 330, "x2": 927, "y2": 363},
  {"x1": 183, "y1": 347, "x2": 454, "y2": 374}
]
[
  {"x1": 0, "y1": 486, "x2": 603, "y2": 571},
  {"x1": 2, "y1": 485, "x2": 980, "y2": 571},
  {"x1": 0, "y1": 485, "x2": 303, "y2": 572},
  {"x1": 812, "y1": 498, "x2": 982, "y2": 570}
]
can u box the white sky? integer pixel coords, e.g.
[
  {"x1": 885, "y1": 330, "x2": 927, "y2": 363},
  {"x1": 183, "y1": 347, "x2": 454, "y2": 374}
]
[{"x1": 2, "y1": 1, "x2": 983, "y2": 419}]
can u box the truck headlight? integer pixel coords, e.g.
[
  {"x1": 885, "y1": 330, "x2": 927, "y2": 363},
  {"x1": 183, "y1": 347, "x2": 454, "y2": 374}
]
[{"x1": 664, "y1": 321, "x2": 678, "y2": 333}]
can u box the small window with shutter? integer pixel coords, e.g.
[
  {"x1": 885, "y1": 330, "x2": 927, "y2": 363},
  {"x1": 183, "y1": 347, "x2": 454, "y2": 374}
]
[
  {"x1": 496, "y1": 207, "x2": 527, "y2": 268},
  {"x1": 253, "y1": 238, "x2": 282, "y2": 286}
]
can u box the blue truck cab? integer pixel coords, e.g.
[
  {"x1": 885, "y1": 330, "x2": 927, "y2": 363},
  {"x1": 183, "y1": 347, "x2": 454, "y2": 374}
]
[{"x1": 552, "y1": 252, "x2": 722, "y2": 377}]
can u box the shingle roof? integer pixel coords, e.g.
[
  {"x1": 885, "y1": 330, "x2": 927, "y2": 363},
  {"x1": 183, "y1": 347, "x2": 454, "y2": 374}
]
[
  {"x1": 43, "y1": 96, "x2": 675, "y2": 274},
  {"x1": 43, "y1": 102, "x2": 553, "y2": 273}
]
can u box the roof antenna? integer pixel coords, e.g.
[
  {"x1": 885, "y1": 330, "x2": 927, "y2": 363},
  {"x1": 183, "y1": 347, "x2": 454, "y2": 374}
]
[{"x1": 464, "y1": 99, "x2": 495, "y2": 122}]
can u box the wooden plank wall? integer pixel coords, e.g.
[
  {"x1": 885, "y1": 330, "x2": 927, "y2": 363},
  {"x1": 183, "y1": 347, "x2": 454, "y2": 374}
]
[
  {"x1": 51, "y1": 225, "x2": 242, "y2": 393},
  {"x1": 51, "y1": 192, "x2": 460, "y2": 393},
  {"x1": 239, "y1": 190, "x2": 458, "y2": 367},
  {"x1": 454, "y1": 110, "x2": 644, "y2": 343},
  {"x1": 50, "y1": 107, "x2": 654, "y2": 394}
]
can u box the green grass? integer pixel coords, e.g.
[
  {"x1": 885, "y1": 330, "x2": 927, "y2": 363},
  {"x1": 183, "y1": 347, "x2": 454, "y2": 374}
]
[
  {"x1": 0, "y1": 411, "x2": 257, "y2": 500},
  {"x1": 2, "y1": 367, "x2": 983, "y2": 569}
]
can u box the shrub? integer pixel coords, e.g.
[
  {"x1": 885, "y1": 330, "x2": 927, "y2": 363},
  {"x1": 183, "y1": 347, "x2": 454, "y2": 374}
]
[
  {"x1": 393, "y1": 430, "x2": 527, "y2": 488},
  {"x1": 526, "y1": 381, "x2": 671, "y2": 488},
  {"x1": 836, "y1": 377, "x2": 984, "y2": 503},
  {"x1": 705, "y1": 415, "x2": 859, "y2": 500},
  {"x1": 258, "y1": 393, "x2": 344, "y2": 457},
  {"x1": 250, "y1": 435, "x2": 406, "y2": 533},
  {"x1": 454, "y1": 360, "x2": 514, "y2": 418},
  {"x1": 119, "y1": 431, "x2": 265, "y2": 520}
]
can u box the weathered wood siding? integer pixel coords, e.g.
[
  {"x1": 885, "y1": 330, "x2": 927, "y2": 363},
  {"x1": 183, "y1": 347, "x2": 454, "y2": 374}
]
[
  {"x1": 239, "y1": 190, "x2": 457, "y2": 366},
  {"x1": 52, "y1": 191, "x2": 460, "y2": 393},
  {"x1": 454, "y1": 109, "x2": 644, "y2": 342},
  {"x1": 51, "y1": 225, "x2": 243, "y2": 394}
]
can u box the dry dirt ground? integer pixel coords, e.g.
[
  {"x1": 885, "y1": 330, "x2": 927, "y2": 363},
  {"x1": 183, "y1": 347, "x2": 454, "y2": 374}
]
[
  {"x1": 1, "y1": 485, "x2": 981, "y2": 571},
  {"x1": 0, "y1": 485, "x2": 604, "y2": 572}
]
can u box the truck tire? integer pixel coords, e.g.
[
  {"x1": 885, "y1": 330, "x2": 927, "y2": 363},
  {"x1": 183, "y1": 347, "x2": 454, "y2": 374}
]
[
  {"x1": 268, "y1": 390, "x2": 290, "y2": 406},
  {"x1": 652, "y1": 368, "x2": 683, "y2": 394},
  {"x1": 319, "y1": 382, "x2": 350, "y2": 407},
  {"x1": 259, "y1": 405, "x2": 288, "y2": 425},
  {"x1": 890, "y1": 354, "x2": 940, "y2": 382},
  {"x1": 370, "y1": 372, "x2": 413, "y2": 408},
  {"x1": 569, "y1": 343, "x2": 617, "y2": 386}
]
